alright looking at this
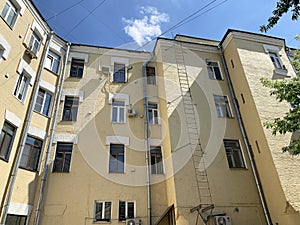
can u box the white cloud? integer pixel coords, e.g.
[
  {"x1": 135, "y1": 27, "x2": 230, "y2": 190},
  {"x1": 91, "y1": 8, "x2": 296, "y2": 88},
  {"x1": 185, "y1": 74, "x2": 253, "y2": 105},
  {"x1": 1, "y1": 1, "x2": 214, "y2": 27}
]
[{"x1": 123, "y1": 6, "x2": 169, "y2": 47}]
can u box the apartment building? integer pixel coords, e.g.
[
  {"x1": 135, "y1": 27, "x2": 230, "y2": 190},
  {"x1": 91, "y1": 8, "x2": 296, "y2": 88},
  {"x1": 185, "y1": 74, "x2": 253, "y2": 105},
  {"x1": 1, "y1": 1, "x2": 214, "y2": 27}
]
[{"x1": 0, "y1": 1, "x2": 299, "y2": 225}]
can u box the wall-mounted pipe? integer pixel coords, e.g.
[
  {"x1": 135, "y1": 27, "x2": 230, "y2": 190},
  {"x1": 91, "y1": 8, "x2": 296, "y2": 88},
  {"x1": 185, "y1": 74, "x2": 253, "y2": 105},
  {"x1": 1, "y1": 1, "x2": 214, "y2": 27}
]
[
  {"x1": 33, "y1": 42, "x2": 71, "y2": 225},
  {"x1": 218, "y1": 45, "x2": 272, "y2": 225},
  {"x1": 0, "y1": 32, "x2": 54, "y2": 225},
  {"x1": 142, "y1": 53, "x2": 155, "y2": 225}
]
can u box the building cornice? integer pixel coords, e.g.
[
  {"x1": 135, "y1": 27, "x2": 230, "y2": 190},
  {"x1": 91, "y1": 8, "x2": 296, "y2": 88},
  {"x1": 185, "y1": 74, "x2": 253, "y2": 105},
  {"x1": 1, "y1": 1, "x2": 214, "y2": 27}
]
[{"x1": 222, "y1": 31, "x2": 285, "y2": 50}]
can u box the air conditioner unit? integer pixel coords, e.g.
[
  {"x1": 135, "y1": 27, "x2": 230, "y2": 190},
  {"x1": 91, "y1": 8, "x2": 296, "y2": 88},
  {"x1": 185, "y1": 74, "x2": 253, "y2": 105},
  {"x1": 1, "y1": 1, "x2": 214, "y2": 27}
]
[
  {"x1": 126, "y1": 218, "x2": 141, "y2": 225},
  {"x1": 127, "y1": 108, "x2": 137, "y2": 117},
  {"x1": 215, "y1": 216, "x2": 232, "y2": 225},
  {"x1": 25, "y1": 45, "x2": 38, "y2": 59}
]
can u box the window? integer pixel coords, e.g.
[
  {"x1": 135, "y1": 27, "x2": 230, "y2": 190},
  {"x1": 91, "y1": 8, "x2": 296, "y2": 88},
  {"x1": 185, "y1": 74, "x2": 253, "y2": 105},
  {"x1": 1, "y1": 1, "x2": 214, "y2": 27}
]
[
  {"x1": 1, "y1": 1, "x2": 18, "y2": 28},
  {"x1": 109, "y1": 144, "x2": 124, "y2": 173},
  {"x1": 70, "y1": 58, "x2": 84, "y2": 78},
  {"x1": 269, "y1": 52, "x2": 283, "y2": 69},
  {"x1": 0, "y1": 45, "x2": 4, "y2": 59},
  {"x1": 13, "y1": 72, "x2": 30, "y2": 102},
  {"x1": 53, "y1": 142, "x2": 73, "y2": 172},
  {"x1": 213, "y1": 95, "x2": 232, "y2": 117},
  {"x1": 119, "y1": 201, "x2": 135, "y2": 221},
  {"x1": 207, "y1": 61, "x2": 222, "y2": 80},
  {"x1": 5, "y1": 214, "x2": 27, "y2": 225},
  {"x1": 150, "y1": 146, "x2": 163, "y2": 174},
  {"x1": 223, "y1": 140, "x2": 245, "y2": 168},
  {"x1": 112, "y1": 99, "x2": 125, "y2": 123},
  {"x1": 0, "y1": 121, "x2": 16, "y2": 161},
  {"x1": 62, "y1": 96, "x2": 79, "y2": 121},
  {"x1": 19, "y1": 136, "x2": 43, "y2": 171},
  {"x1": 34, "y1": 89, "x2": 52, "y2": 116},
  {"x1": 94, "y1": 201, "x2": 112, "y2": 222},
  {"x1": 28, "y1": 31, "x2": 41, "y2": 55},
  {"x1": 148, "y1": 103, "x2": 159, "y2": 124},
  {"x1": 113, "y1": 63, "x2": 126, "y2": 82},
  {"x1": 45, "y1": 50, "x2": 60, "y2": 73},
  {"x1": 146, "y1": 66, "x2": 156, "y2": 85}
]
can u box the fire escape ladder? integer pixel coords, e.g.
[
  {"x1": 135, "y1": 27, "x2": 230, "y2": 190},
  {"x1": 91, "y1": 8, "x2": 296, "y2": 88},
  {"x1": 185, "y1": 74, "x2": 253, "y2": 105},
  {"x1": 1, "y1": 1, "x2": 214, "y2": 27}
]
[{"x1": 174, "y1": 42, "x2": 214, "y2": 224}]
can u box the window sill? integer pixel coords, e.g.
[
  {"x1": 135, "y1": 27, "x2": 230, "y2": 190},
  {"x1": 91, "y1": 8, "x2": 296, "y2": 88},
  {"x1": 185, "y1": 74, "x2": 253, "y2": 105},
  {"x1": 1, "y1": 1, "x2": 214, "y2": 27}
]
[
  {"x1": 60, "y1": 120, "x2": 77, "y2": 124},
  {"x1": 111, "y1": 122, "x2": 126, "y2": 124},
  {"x1": 1, "y1": 17, "x2": 14, "y2": 30},
  {"x1": 93, "y1": 221, "x2": 111, "y2": 223},
  {"x1": 12, "y1": 95, "x2": 26, "y2": 105},
  {"x1": 52, "y1": 171, "x2": 70, "y2": 173},
  {"x1": 0, "y1": 157, "x2": 9, "y2": 163},
  {"x1": 68, "y1": 76, "x2": 83, "y2": 80},
  {"x1": 44, "y1": 67, "x2": 59, "y2": 76},
  {"x1": 19, "y1": 166, "x2": 38, "y2": 173},
  {"x1": 273, "y1": 68, "x2": 289, "y2": 76},
  {"x1": 229, "y1": 167, "x2": 247, "y2": 170},
  {"x1": 33, "y1": 110, "x2": 50, "y2": 118}
]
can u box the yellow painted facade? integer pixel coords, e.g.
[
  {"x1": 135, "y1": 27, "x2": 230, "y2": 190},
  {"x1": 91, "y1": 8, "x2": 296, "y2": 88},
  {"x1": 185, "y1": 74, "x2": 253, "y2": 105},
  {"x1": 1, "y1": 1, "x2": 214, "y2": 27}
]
[{"x1": 0, "y1": 1, "x2": 299, "y2": 225}]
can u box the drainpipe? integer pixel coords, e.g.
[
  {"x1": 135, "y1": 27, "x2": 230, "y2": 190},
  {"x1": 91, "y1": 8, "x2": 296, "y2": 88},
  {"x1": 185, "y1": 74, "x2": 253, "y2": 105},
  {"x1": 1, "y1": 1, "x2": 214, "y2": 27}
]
[
  {"x1": 33, "y1": 42, "x2": 71, "y2": 225},
  {"x1": 0, "y1": 31, "x2": 54, "y2": 225},
  {"x1": 218, "y1": 45, "x2": 272, "y2": 225},
  {"x1": 142, "y1": 53, "x2": 155, "y2": 225}
]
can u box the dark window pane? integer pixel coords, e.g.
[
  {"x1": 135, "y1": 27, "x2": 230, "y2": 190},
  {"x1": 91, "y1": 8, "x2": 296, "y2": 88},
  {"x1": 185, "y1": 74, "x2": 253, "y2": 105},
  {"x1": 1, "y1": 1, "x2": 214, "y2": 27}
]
[
  {"x1": 0, "y1": 122, "x2": 15, "y2": 161},
  {"x1": 19, "y1": 136, "x2": 42, "y2": 171},
  {"x1": 113, "y1": 63, "x2": 126, "y2": 82},
  {"x1": 62, "y1": 97, "x2": 79, "y2": 121},
  {"x1": 53, "y1": 142, "x2": 73, "y2": 172},
  {"x1": 127, "y1": 202, "x2": 134, "y2": 219},
  {"x1": 70, "y1": 59, "x2": 84, "y2": 78},
  {"x1": 6, "y1": 214, "x2": 27, "y2": 225},
  {"x1": 119, "y1": 201, "x2": 126, "y2": 221}
]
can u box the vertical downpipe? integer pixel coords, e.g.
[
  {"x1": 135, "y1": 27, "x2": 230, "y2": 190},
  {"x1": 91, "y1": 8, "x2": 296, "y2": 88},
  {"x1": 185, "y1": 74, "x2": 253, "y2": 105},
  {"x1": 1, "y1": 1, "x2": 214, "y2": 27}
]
[
  {"x1": 0, "y1": 32, "x2": 54, "y2": 225},
  {"x1": 142, "y1": 54, "x2": 154, "y2": 225},
  {"x1": 33, "y1": 42, "x2": 71, "y2": 225},
  {"x1": 218, "y1": 45, "x2": 272, "y2": 225}
]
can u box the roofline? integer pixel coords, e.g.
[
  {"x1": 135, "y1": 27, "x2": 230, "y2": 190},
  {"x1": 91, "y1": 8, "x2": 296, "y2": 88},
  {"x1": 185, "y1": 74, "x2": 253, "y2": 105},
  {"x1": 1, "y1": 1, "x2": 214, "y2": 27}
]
[
  {"x1": 175, "y1": 34, "x2": 219, "y2": 43},
  {"x1": 155, "y1": 36, "x2": 219, "y2": 48},
  {"x1": 70, "y1": 43, "x2": 151, "y2": 54},
  {"x1": 220, "y1": 29, "x2": 286, "y2": 46}
]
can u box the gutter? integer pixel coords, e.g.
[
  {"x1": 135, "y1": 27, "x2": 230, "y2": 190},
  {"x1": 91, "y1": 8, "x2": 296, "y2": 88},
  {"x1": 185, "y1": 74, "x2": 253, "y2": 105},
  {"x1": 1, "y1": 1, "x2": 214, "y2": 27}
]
[
  {"x1": 218, "y1": 45, "x2": 272, "y2": 225},
  {"x1": 142, "y1": 53, "x2": 155, "y2": 225},
  {"x1": 0, "y1": 32, "x2": 54, "y2": 225},
  {"x1": 33, "y1": 42, "x2": 71, "y2": 225}
]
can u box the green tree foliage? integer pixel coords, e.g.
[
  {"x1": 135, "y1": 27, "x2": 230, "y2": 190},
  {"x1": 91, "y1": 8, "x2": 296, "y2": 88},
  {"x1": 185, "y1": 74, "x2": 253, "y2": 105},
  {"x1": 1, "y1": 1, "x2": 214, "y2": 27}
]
[
  {"x1": 261, "y1": 43, "x2": 300, "y2": 154},
  {"x1": 260, "y1": 0, "x2": 300, "y2": 32}
]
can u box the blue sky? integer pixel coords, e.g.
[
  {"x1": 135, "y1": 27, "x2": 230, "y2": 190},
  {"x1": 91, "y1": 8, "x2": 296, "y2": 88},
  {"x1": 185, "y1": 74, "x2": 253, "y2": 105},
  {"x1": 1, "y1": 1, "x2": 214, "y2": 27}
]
[{"x1": 32, "y1": 0, "x2": 300, "y2": 50}]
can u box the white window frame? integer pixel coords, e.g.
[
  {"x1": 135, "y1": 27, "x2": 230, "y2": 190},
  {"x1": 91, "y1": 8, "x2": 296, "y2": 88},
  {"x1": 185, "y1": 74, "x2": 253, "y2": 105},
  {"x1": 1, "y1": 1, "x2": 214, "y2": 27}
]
[
  {"x1": 111, "y1": 99, "x2": 126, "y2": 123},
  {"x1": 150, "y1": 145, "x2": 164, "y2": 174},
  {"x1": 108, "y1": 143, "x2": 125, "y2": 174},
  {"x1": 45, "y1": 50, "x2": 60, "y2": 74},
  {"x1": 1, "y1": 0, "x2": 18, "y2": 28},
  {"x1": 94, "y1": 201, "x2": 112, "y2": 222},
  {"x1": 28, "y1": 30, "x2": 42, "y2": 56},
  {"x1": 34, "y1": 88, "x2": 53, "y2": 117},
  {"x1": 146, "y1": 66, "x2": 157, "y2": 85},
  {"x1": 223, "y1": 139, "x2": 246, "y2": 168},
  {"x1": 118, "y1": 201, "x2": 136, "y2": 221},
  {"x1": 206, "y1": 60, "x2": 223, "y2": 80},
  {"x1": 148, "y1": 102, "x2": 160, "y2": 125},
  {"x1": 111, "y1": 57, "x2": 129, "y2": 83},
  {"x1": 213, "y1": 95, "x2": 233, "y2": 118},
  {"x1": 268, "y1": 52, "x2": 283, "y2": 69},
  {"x1": 13, "y1": 71, "x2": 30, "y2": 103}
]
